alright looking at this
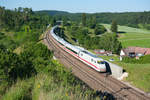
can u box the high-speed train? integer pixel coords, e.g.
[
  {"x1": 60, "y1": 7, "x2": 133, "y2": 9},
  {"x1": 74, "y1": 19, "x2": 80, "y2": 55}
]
[{"x1": 50, "y1": 26, "x2": 106, "y2": 72}]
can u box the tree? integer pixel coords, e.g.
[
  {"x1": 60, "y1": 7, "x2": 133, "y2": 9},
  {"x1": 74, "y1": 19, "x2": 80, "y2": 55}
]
[
  {"x1": 100, "y1": 33, "x2": 122, "y2": 54},
  {"x1": 111, "y1": 20, "x2": 118, "y2": 33},
  {"x1": 82, "y1": 13, "x2": 86, "y2": 26},
  {"x1": 51, "y1": 18, "x2": 56, "y2": 26},
  {"x1": 89, "y1": 16, "x2": 96, "y2": 29},
  {"x1": 94, "y1": 25, "x2": 107, "y2": 35}
]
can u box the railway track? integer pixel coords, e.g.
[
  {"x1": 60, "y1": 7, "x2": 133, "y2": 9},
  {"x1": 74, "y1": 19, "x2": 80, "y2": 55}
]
[{"x1": 44, "y1": 29, "x2": 150, "y2": 100}]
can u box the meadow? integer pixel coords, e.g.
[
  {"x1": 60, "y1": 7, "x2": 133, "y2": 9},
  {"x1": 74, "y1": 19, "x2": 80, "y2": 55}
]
[{"x1": 102, "y1": 24, "x2": 150, "y2": 48}]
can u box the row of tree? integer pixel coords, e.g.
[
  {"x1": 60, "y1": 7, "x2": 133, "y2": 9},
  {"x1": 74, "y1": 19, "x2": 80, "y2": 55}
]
[
  {"x1": 81, "y1": 13, "x2": 117, "y2": 33},
  {"x1": 48, "y1": 11, "x2": 150, "y2": 29}
]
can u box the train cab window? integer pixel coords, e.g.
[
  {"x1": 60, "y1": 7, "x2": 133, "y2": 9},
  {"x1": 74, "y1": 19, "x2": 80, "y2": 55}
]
[
  {"x1": 97, "y1": 61, "x2": 101, "y2": 64},
  {"x1": 97, "y1": 61, "x2": 105, "y2": 64},
  {"x1": 91, "y1": 59, "x2": 93, "y2": 62},
  {"x1": 81, "y1": 54, "x2": 83, "y2": 56},
  {"x1": 94, "y1": 61, "x2": 96, "y2": 63}
]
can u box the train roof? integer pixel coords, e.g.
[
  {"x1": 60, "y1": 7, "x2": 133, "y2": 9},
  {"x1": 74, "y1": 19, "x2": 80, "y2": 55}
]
[
  {"x1": 82, "y1": 50, "x2": 103, "y2": 61},
  {"x1": 76, "y1": 46, "x2": 85, "y2": 50},
  {"x1": 82, "y1": 50, "x2": 97, "y2": 58}
]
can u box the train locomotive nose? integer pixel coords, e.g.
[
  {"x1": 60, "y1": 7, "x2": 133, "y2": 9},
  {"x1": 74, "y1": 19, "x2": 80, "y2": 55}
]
[{"x1": 100, "y1": 64, "x2": 106, "y2": 72}]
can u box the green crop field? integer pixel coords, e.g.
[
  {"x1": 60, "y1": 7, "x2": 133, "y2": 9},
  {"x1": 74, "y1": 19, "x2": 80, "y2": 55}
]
[{"x1": 102, "y1": 24, "x2": 150, "y2": 48}]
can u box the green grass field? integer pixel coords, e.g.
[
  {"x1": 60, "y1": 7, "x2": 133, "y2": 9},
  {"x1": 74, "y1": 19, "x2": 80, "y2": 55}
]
[
  {"x1": 102, "y1": 24, "x2": 150, "y2": 48},
  {"x1": 117, "y1": 63, "x2": 150, "y2": 92}
]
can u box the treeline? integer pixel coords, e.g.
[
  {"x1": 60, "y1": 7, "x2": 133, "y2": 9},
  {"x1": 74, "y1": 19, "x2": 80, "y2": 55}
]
[
  {"x1": 38, "y1": 10, "x2": 150, "y2": 29},
  {"x1": 93, "y1": 12, "x2": 150, "y2": 29},
  {"x1": 80, "y1": 12, "x2": 150, "y2": 29}
]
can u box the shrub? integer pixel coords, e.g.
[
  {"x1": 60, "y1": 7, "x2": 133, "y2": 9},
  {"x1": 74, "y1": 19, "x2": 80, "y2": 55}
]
[
  {"x1": 94, "y1": 25, "x2": 106, "y2": 35},
  {"x1": 140, "y1": 55, "x2": 150, "y2": 63},
  {"x1": 122, "y1": 55, "x2": 150, "y2": 64}
]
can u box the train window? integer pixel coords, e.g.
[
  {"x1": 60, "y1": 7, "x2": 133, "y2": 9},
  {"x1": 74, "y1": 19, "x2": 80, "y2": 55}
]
[
  {"x1": 97, "y1": 61, "x2": 101, "y2": 64},
  {"x1": 81, "y1": 54, "x2": 83, "y2": 56},
  {"x1": 94, "y1": 61, "x2": 96, "y2": 63},
  {"x1": 97, "y1": 61, "x2": 105, "y2": 64},
  {"x1": 91, "y1": 59, "x2": 93, "y2": 62}
]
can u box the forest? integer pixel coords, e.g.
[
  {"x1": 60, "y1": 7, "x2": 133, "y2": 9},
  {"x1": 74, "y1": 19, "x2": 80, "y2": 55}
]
[{"x1": 38, "y1": 10, "x2": 150, "y2": 29}]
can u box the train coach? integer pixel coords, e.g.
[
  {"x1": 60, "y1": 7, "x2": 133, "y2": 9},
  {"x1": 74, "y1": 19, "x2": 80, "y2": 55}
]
[{"x1": 50, "y1": 26, "x2": 106, "y2": 72}]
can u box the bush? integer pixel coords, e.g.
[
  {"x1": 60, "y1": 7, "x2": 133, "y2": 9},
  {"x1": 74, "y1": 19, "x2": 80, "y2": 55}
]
[
  {"x1": 122, "y1": 55, "x2": 150, "y2": 64},
  {"x1": 122, "y1": 57, "x2": 139, "y2": 63},
  {"x1": 94, "y1": 25, "x2": 106, "y2": 35},
  {"x1": 140, "y1": 55, "x2": 150, "y2": 63}
]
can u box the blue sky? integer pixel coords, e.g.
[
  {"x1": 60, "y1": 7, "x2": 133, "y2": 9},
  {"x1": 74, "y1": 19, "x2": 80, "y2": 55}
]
[{"x1": 0, "y1": 0, "x2": 150, "y2": 13}]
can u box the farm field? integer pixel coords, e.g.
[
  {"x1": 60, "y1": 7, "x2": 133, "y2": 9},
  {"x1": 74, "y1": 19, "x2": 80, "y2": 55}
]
[{"x1": 102, "y1": 24, "x2": 150, "y2": 48}]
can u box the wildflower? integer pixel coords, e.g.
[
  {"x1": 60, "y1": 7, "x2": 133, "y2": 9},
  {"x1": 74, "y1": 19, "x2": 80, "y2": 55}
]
[
  {"x1": 37, "y1": 84, "x2": 40, "y2": 88},
  {"x1": 86, "y1": 93, "x2": 88, "y2": 97},
  {"x1": 65, "y1": 93, "x2": 68, "y2": 96}
]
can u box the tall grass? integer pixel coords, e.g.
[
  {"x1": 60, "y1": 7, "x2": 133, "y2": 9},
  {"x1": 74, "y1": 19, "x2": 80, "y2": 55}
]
[
  {"x1": 2, "y1": 79, "x2": 33, "y2": 100},
  {"x1": 1, "y1": 59, "x2": 101, "y2": 100},
  {"x1": 32, "y1": 73, "x2": 99, "y2": 100}
]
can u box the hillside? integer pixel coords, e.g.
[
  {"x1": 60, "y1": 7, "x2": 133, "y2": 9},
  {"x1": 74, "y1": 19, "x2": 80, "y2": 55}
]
[
  {"x1": 36, "y1": 10, "x2": 150, "y2": 29},
  {"x1": 35, "y1": 10, "x2": 69, "y2": 16}
]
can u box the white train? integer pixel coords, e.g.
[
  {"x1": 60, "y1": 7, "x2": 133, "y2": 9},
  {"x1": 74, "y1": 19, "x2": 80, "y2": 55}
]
[{"x1": 50, "y1": 26, "x2": 106, "y2": 72}]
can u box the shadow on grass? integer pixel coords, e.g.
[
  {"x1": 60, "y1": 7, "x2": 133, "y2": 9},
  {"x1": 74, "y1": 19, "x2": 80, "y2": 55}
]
[
  {"x1": 94, "y1": 90, "x2": 116, "y2": 100},
  {"x1": 117, "y1": 31, "x2": 126, "y2": 34}
]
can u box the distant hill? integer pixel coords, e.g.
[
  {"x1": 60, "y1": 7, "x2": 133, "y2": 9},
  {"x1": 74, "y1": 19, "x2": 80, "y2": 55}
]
[
  {"x1": 35, "y1": 10, "x2": 70, "y2": 16},
  {"x1": 35, "y1": 10, "x2": 150, "y2": 28}
]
